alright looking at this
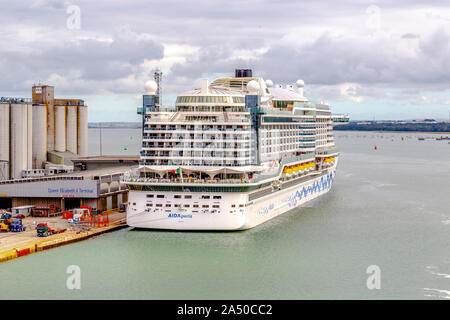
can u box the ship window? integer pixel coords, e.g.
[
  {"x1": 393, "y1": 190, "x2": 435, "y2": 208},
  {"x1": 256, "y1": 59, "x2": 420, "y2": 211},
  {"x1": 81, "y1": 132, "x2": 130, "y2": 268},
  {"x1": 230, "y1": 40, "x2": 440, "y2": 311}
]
[
  {"x1": 202, "y1": 195, "x2": 210, "y2": 199},
  {"x1": 202, "y1": 205, "x2": 209, "y2": 208},
  {"x1": 193, "y1": 204, "x2": 199, "y2": 208},
  {"x1": 184, "y1": 195, "x2": 192, "y2": 199},
  {"x1": 146, "y1": 194, "x2": 154, "y2": 198},
  {"x1": 146, "y1": 203, "x2": 153, "y2": 207},
  {"x1": 231, "y1": 204, "x2": 235, "y2": 208},
  {"x1": 212, "y1": 205, "x2": 220, "y2": 208},
  {"x1": 239, "y1": 204, "x2": 244, "y2": 207},
  {"x1": 184, "y1": 204, "x2": 190, "y2": 208},
  {"x1": 213, "y1": 196, "x2": 222, "y2": 199},
  {"x1": 174, "y1": 195, "x2": 182, "y2": 199},
  {"x1": 174, "y1": 204, "x2": 180, "y2": 208},
  {"x1": 156, "y1": 204, "x2": 163, "y2": 207},
  {"x1": 157, "y1": 195, "x2": 165, "y2": 198},
  {"x1": 166, "y1": 204, "x2": 171, "y2": 207}
]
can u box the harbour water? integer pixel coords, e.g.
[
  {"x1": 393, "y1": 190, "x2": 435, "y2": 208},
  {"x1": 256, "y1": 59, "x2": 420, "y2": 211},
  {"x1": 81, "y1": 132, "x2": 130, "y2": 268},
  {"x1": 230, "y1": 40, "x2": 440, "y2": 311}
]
[{"x1": 0, "y1": 129, "x2": 449, "y2": 299}]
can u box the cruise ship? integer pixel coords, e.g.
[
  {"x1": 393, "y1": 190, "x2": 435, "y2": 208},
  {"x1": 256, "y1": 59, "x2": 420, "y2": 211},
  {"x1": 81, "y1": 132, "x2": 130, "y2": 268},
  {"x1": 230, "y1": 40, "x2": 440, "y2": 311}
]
[{"x1": 121, "y1": 69, "x2": 338, "y2": 230}]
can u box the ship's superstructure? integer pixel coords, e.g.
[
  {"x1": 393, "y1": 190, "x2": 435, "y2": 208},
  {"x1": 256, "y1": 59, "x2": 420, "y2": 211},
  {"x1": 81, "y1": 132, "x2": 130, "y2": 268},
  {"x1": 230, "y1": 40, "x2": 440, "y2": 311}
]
[{"x1": 122, "y1": 69, "x2": 339, "y2": 230}]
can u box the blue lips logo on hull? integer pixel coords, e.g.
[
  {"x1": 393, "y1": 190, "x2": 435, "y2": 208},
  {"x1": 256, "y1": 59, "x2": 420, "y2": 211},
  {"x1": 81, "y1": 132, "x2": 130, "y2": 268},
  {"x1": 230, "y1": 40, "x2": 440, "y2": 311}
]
[{"x1": 288, "y1": 172, "x2": 334, "y2": 207}]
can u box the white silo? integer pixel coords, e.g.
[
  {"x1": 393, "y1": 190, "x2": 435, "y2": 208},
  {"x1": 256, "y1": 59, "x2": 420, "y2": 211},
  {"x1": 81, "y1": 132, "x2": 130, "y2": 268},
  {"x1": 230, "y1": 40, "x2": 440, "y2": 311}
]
[
  {"x1": 55, "y1": 105, "x2": 66, "y2": 152},
  {"x1": 32, "y1": 104, "x2": 47, "y2": 169},
  {"x1": 66, "y1": 106, "x2": 78, "y2": 154},
  {"x1": 77, "y1": 105, "x2": 88, "y2": 157},
  {"x1": 47, "y1": 103, "x2": 55, "y2": 152},
  {"x1": 10, "y1": 104, "x2": 28, "y2": 179},
  {"x1": 27, "y1": 104, "x2": 32, "y2": 169},
  {"x1": 0, "y1": 103, "x2": 10, "y2": 164}
]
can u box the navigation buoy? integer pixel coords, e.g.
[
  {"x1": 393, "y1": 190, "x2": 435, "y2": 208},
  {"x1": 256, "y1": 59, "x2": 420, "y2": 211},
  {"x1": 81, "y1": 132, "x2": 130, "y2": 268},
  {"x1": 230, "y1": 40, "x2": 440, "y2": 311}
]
[{"x1": 374, "y1": 145, "x2": 377, "y2": 150}]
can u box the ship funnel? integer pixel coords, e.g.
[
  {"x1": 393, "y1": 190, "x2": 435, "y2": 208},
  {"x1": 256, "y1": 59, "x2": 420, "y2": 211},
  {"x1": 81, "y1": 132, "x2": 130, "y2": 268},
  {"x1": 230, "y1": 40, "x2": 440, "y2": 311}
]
[{"x1": 235, "y1": 69, "x2": 252, "y2": 78}]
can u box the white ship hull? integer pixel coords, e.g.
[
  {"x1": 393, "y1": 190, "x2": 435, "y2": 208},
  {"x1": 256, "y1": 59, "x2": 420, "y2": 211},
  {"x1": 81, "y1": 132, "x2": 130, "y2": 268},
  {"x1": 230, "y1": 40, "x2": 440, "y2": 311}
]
[{"x1": 126, "y1": 164, "x2": 336, "y2": 231}]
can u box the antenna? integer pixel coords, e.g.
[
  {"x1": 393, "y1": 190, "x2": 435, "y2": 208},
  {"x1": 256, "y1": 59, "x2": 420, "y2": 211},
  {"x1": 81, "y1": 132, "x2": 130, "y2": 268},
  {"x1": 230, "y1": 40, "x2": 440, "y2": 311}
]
[{"x1": 154, "y1": 68, "x2": 162, "y2": 104}]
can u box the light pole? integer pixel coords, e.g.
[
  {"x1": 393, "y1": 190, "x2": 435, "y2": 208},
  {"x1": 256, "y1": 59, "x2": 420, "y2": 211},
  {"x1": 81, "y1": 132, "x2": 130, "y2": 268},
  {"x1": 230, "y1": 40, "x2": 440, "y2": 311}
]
[{"x1": 99, "y1": 122, "x2": 103, "y2": 156}]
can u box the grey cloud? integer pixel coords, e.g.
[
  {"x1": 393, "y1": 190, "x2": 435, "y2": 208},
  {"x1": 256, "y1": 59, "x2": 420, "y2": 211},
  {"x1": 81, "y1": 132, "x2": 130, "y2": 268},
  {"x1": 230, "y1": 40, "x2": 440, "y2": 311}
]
[
  {"x1": 30, "y1": 0, "x2": 71, "y2": 10},
  {"x1": 0, "y1": 29, "x2": 163, "y2": 93},
  {"x1": 167, "y1": 27, "x2": 450, "y2": 88},
  {"x1": 402, "y1": 33, "x2": 420, "y2": 39},
  {"x1": 1, "y1": 0, "x2": 450, "y2": 101},
  {"x1": 258, "y1": 28, "x2": 450, "y2": 87}
]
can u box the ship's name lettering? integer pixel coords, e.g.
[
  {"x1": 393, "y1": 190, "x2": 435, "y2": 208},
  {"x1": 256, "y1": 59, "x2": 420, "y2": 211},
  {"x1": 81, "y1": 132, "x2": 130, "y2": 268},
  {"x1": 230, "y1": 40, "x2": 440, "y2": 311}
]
[{"x1": 168, "y1": 213, "x2": 193, "y2": 219}]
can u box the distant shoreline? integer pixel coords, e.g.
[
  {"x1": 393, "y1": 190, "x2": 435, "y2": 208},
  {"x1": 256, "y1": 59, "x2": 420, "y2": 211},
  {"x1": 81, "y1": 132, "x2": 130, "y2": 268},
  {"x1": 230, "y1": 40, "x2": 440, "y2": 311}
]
[{"x1": 334, "y1": 122, "x2": 450, "y2": 133}]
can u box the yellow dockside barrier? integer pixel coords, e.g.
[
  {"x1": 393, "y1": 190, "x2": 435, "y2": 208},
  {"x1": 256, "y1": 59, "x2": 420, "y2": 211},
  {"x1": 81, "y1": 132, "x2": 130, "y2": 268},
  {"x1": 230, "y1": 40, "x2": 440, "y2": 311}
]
[
  {"x1": 0, "y1": 249, "x2": 18, "y2": 262},
  {"x1": 1, "y1": 223, "x2": 126, "y2": 263}
]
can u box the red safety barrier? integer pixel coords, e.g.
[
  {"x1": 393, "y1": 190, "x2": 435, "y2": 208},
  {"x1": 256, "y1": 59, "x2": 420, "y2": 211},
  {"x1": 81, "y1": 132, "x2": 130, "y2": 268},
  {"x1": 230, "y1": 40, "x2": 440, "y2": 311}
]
[
  {"x1": 62, "y1": 211, "x2": 73, "y2": 219},
  {"x1": 16, "y1": 248, "x2": 31, "y2": 257}
]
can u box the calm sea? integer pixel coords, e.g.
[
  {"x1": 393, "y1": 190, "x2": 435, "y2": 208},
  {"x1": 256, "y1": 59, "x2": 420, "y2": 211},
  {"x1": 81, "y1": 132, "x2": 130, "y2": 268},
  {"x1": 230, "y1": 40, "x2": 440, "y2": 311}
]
[{"x1": 0, "y1": 129, "x2": 449, "y2": 299}]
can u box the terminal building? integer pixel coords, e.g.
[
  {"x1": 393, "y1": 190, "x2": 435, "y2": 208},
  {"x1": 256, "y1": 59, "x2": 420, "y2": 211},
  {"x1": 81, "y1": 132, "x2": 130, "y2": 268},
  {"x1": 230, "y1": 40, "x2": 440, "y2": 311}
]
[
  {"x1": 0, "y1": 85, "x2": 138, "y2": 213},
  {"x1": 0, "y1": 156, "x2": 139, "y2": 211}
]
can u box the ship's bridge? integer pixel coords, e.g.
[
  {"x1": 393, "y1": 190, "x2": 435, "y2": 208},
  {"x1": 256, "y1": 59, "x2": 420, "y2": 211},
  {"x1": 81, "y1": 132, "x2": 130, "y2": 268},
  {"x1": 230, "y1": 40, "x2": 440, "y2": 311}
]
[{"x1": 175, "y1": 80, "x2": 245, "y2": 112}]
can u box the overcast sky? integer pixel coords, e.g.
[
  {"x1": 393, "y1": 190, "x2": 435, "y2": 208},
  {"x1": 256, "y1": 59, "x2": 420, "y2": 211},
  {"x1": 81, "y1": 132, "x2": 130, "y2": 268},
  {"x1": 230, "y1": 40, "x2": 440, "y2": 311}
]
[{"x1": 1, "y1": 0, "x2": 450, "y2": 121}]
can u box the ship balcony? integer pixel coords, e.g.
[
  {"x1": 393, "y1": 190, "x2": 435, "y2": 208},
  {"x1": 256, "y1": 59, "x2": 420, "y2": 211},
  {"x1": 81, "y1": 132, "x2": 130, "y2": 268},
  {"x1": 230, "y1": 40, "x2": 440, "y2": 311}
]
[
  {"x1": 144, "y1": 126, "x2": 250, "y2": 134},
  {"x1": 139, "y1": 160, "x2": 251, "y2": 166},
  {"x1": 141, "y1": 145, "x2": 250, "y2": 151},
  {"x1": 142, "y1": 136, "x2": 251, "y2": 142},
  {"x1": 299, "y1": 132, "x2": 316, "y2": 136},
  {"x1": 298, "y1": 146, "x2": 316, "y2": 150},
  {"x1": 122, "y1": 176, "x2": 259, "y2": 185},
  {"x1": 146, "y1": 118, "x2": 251, "y2": 124},
  {"x1": 140, "y1": 155, "x2": 251, "y2": 161},
  {"x1": 298, "y1": 140, "x2": 315, "y2": 144}
]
